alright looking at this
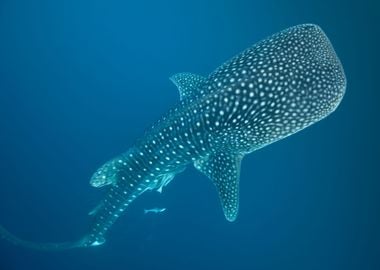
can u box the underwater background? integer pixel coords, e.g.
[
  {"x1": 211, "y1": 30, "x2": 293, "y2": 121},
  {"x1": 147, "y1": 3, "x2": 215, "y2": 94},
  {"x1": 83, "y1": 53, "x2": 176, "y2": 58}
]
[{"x1": 0, "y1": 0, "x2": 379, "y2": 269}]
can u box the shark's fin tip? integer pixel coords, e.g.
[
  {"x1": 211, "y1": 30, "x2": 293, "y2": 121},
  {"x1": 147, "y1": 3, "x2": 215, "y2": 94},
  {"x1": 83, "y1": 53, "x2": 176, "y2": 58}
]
[
  {"x1": 194, "y1": 152, "x2": 243, "y2": 222},
  {"x1": 170, "y1": 72, "x2": 207, "y2": 100}
]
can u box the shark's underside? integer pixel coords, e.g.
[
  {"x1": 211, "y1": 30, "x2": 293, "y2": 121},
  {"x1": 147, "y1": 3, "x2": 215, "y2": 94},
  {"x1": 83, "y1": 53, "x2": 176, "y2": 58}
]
[{"x1": 0, "y1": 24, "x2": 346, "y2": 250}]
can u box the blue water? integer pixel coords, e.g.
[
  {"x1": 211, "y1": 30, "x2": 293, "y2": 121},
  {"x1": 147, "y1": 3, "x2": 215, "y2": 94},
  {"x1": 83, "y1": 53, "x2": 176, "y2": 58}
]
[{"x1": 0, "y1": 1, "x2": 379, "y2": 269}]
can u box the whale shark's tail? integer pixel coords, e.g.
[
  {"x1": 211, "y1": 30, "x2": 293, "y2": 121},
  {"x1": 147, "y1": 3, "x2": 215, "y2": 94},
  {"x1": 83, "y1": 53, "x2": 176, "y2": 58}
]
[
  {"x1": 0, "y1": 150, "x2": 179, "y2": 251},
  {"x1": 0, "y1": 225, "x2": 87, "y2": 250}
]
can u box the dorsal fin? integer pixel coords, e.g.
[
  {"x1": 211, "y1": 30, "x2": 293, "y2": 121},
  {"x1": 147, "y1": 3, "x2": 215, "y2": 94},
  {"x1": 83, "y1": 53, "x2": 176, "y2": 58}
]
[
  {"x1": 169, "y1": 72, "x2": 206, "y2": 100},
  {"x1": 194, "y1": 152, "x2": 243, "y2": 222}
]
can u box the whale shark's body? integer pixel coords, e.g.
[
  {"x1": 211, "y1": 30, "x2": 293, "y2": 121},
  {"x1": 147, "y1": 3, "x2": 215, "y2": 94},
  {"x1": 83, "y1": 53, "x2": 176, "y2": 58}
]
[{"x1": 0, "y1": 24, "x2": 346, "y2": 250}]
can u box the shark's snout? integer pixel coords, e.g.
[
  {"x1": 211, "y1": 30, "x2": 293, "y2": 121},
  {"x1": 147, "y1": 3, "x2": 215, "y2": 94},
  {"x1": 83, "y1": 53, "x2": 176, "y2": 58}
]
[{"x1": 306, "y1": 24, "x2": 346, "y2": 115}]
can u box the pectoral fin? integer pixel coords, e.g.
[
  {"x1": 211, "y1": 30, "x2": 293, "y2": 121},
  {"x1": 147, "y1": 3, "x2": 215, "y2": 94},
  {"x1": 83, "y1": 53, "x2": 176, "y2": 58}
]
[{"x1": 194, "y1": 153, "x2": 243, "y2": 222}]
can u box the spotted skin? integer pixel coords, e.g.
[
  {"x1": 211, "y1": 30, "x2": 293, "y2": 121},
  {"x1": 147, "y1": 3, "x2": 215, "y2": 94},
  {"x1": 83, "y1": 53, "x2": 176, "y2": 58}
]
[
  {"x1": 0, "y1": 24, "x2": 346, "y2": 250},
  {"x1": 84, "y1": 24, "x2": 345, "y2": 247}
]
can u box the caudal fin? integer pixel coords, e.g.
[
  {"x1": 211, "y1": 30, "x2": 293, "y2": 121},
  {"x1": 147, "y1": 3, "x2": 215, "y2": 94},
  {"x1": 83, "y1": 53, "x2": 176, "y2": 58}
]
[{"x1": 0, "y1": 224, "x2": 86, "y2": 251}]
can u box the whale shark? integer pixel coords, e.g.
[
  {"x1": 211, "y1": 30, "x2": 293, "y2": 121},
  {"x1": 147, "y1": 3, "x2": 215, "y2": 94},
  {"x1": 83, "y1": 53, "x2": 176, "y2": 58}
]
[{"x1": 0, "y1": 24, "x2": 346, "y2": 250}]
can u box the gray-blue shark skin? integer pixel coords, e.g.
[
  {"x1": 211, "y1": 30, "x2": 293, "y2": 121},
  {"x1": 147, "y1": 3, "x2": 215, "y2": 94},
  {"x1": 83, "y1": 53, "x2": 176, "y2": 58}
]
[{"x1": 0, "y1": 24, "x2": 346, "y2": 250}]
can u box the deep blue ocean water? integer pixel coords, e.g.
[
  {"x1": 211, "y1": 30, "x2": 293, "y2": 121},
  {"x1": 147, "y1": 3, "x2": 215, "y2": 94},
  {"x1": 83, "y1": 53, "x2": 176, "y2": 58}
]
[{"x1": 0, "y1": 1, "x2": 379, "y2": 269}]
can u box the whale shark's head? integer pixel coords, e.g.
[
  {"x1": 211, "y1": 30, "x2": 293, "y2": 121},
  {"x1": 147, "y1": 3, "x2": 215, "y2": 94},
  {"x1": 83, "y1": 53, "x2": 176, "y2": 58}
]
[
  {"x1": 288, "y1": 24, "x2": 346, "y2": 120},
  {"x1": 208, "y1": 24, "x2": 346, "y2": 142}
]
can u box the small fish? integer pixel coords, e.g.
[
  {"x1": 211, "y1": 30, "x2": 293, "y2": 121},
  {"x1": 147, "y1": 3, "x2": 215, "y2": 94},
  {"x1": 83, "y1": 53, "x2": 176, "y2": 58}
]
[{"x1": 144, "y1": 208, "x2": 167, "y2": 214}]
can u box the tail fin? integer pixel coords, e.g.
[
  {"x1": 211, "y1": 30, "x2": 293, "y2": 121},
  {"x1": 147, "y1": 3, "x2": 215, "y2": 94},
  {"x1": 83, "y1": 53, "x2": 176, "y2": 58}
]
[{"x1": 0, "y1": 224, "x2": 86, "y2": 251}]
